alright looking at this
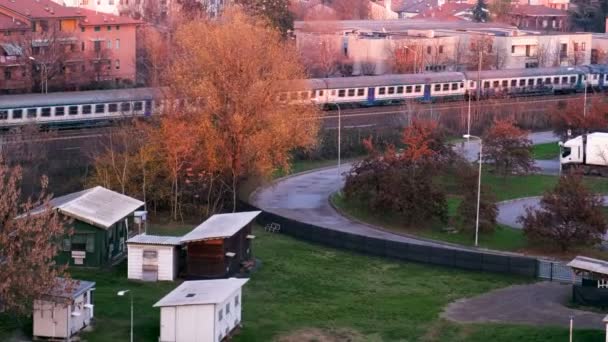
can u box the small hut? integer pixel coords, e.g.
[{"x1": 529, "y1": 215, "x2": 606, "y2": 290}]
[
  {"x1": 126, "y1": 234, "x2": 182, "y2": 281},
  {"x1": 181, "y1": 211, "x2": 260, "y2": 279},
  {"x1": 567, "y1": 256, "x2": 608, "y2": 307},
  {"x1": 33, "y1": 278, "x2": 96, "y2": 341},
  {"x1": 153, "y1": 278, "x2": 249, "y2": 342}
]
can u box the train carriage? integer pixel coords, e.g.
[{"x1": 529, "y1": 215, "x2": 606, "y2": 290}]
[{"x1": 581, "y1": 65, "x2": 608, "y2": 90}]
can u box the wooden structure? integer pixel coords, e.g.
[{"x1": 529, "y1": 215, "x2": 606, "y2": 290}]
[
  {"x1": 567, "y1": 256, "x2": 608, "y2": 307},
  {"x1": 33, "y1": 278, "x2": 96, "y2": 341},
  {"x1": 41, "y1": 186, "x2": 144, "y2": 267},
  {"x1": 127, "y1": 234, "x2": 181, "y2": 281},
  {"x1": 153, "y1": 278, "x2": 249, "y2": 342},
  {"x1": 180, "y1": 211, "x2": 260, "y2": 279}
]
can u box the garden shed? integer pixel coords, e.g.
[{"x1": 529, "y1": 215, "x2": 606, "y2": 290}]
[
  {"x1": 127, "y1": 234, "x2": 182, "y2": 281},
  {"x1": 153, "y1": 278, "x2": 249, "y2": 342},
  {"x1": 33, "y1": 278, "x2": 96, "y2": 341},
  {"x1": 567, "y1": 256, "x2": 608, "y2": 307},
  {"x1": 181, "y1": 211, "x2": 260, "y2": 279},
  {"x1": 47, "y1": 186, "x2": 144, "y2": 267}
]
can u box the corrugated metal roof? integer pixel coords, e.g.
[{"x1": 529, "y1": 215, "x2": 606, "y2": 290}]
[
  {"x1": 127, "y1": 234, "x2": 182, "y2": 246},
  {"x1": 46, "y1": 278, "x2": 95, "y2": 300},
  {"x1": 49, "y1": 186, "x2": 144, "y2": 229},
  {"x1": 0, "y1": 87, "x2": 165, "y2": 109},
  {"x1": 567, "y1": 256, "x2": 608, "y2": 275},
  {"x1": 153, "y1": 279, "x2": 249, "y2": 307},
  {"x1": 464, "y1": 66, "x2": 583, "y2": 80},
  {"x1": 180, "y1": 211, "x2": 261, "y2": 243}
]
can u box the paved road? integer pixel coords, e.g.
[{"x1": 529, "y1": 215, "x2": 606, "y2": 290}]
[
  {"x1": 442, "y1": 281, "x2": 605, "y2": 329},
  {"x1": 252, "y1": 131, "x2": 558, "y2": 250}
]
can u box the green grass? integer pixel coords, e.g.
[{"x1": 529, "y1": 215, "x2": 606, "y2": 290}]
[{"x1": 532, "y1": 142, "x2": 560, "y2": 160}]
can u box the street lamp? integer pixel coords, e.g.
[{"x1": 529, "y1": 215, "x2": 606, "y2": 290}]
[
  {"x1": 463, "y1": 134, "x2": 482, "y2": 247},
  {"x1": 336, "y1": 102, "x2": 341, "y2": 175},
  {"x1": 117, "y1": 290, "x2": 133, "y2": 342},
  {"x1": 28, "y1": 56, "x2": 48, "y2": 94}
]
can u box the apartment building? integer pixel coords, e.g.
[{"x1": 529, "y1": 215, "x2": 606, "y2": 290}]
[{"x1": 0, "y1": 0, "x2": 140, "y2": 94}]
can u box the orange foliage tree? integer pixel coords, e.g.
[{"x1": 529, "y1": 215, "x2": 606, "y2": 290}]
[
  {"x1": 550, "y1": 97, "x2": 608, "y2": 138},
  {"x1": 482, "y1": 119, "x2": 536, "y2": 176}
]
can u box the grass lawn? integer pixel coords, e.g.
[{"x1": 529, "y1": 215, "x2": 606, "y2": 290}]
[
  {"x1": 532, "y1": 142, "x2": 560, "y2": 160},
  {"x1": 4, "y1": 228, "x2": 600, "y2": 341}
]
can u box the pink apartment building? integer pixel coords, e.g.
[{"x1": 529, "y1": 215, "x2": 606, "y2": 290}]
[{"x1": 0, "y1": 0, "x2": 140, "y2": 94}]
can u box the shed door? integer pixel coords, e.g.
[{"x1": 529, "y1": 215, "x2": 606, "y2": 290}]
[
  {"x1": 160, "y1": 307, "x2": 176, "y2": 342},
  {"x1": 142, "y1": 250, "x2": 158, "y2": 282}
]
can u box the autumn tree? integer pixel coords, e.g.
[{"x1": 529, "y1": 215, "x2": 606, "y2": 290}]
[
  {"x1": 0, "y1": 163, "x2": 70, "y2": 315},
  {"x1": 550, "y1": 97, "x2": 608, "y2": 138},
  {"x1": 455, "y1": 161, "x2": 498, "y2": 234},
  {"x1": 167, "y1": 10, "x2": 319, "y2": 211},
  {"x1": 519, "y1": 172, "x2": 607, "y2": 251},
  {"x1": 467, "y1": 35, "x2": 498, "y2": 71},
  {"x1": 390, "y1": 41, "x2": 424, "y2": 74},
  {"x1": 482, "y1": 119, "x2": 536, "y2": 176},
  {"x1": 236, "y1": 0, "x2": 294, "y2": 36}
]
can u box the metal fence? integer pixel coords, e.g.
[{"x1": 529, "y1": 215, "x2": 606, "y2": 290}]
[{"x1": 537, "y1": 259, "x2": 582, "y2": 284}]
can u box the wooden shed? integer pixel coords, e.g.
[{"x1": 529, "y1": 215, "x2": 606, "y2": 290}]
[
  {"x1": 33, "y1": 278, "x2": 96, "y2": 341},
  {"x1": 181, "y1": 211, "x2": 260, "y2": 279},
  {"x1": 567, "y1": 256, "x2": 608, "y2": 307},
  {"x1": 127, "y1": 234, "x2": 181, "y2": 281},
  {"x1": 44, "y1": 186, "x2": 144, "y2": 267},
  {"x1": 153, "y1": 278, "x2": 249, "y2": 342}
]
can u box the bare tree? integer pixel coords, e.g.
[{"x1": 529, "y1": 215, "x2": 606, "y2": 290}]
[
  {"x1": 466, "y1": 35, "x2": 497, "y2": 71},
  {"x1": 300, "y1": 34, "x2": 342, "y2": 77},
  {"x1": 331, "y1": 0, "x2": 370, "y2": 19},
  {"x1": 389, "y1": 40, "x2": 424, "y2": 73},
  {"x1": 535, "y1": 43, "x2": 552, "y2": 68}
]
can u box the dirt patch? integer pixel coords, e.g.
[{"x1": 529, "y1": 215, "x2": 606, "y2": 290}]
[{"x1": 275, "y1": 328, "x2": 366, "y2": 342}]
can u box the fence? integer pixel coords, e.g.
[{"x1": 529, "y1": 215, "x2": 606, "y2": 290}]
[
  {"x1": 537, "y1": 259, "x2": 581, "y2": 284},
  {"x1": 241, "y1": 202, "x2": 539, "y2": 278}
]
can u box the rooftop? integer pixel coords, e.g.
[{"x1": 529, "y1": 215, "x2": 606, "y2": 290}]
[
  {"x1": 0, "y1": 0, "x2": 85, "y2": 19},
  {"x1": 45, "y1": 277, "x2": 95, "y2": 300},
  {"x1": 510, "y1": 4, "x2": 568, "y2": 17},
  {"x1": 78, "y1": 8, "x2": 141, "y2": 26},
  {"x1": 181, "y1": 211, "x2": 261, "y2": 243},
  {"x1": 153, "y1": 278, "x2": 249, "y2": 307},
  {"x1": 568, "y1": 256, "x2": 608, "y2": 276},
  {"x1": 295, "y1": 19, "x2": 516, "y2": 33},
  {"x1": 37, "y1": 186, "x2": 144, "y2": 229},
  {"x1": 413, "y1": 3, "x2": 472, "y2": 21},
  {"x1": 127, "y1": 234, "x2": 182, "y2": 246}
]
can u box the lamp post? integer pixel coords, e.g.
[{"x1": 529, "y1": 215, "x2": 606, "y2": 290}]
[
  {"x1": 336, "y1": 102, "x2": 341, "y2": 175},
  {"x1": 117, "y1": 290, "x2": 133, "y2": 342},
  {"x1": 583, "y1": 76, "x2": 588, "y2": 118},
  {"x1": 463, "y1": 134, "x2": 482, "y2": 247},
  {"x1": 28, "y1": 56, "x2": 48, "y2": 94}
]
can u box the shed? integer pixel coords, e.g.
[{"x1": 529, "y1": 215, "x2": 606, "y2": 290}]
[
  {"x1": 153, "y1": 278, "x2": 249, "y2": 342},
  {"x1": 567, "y1": 256, "x2": 608, "y2": 307},
  {"x1": 33, "y1": 278, "x2": 96, "y2": 341},
  {"x1": 127, "y1": 234, "x2": 181, "y2": 281},
  {"x1": 181, "y1": 211, "x2": 260, "y2": 279},
  {"x1": 44, "y1": 186, "x2": 144, "y2": 267}
]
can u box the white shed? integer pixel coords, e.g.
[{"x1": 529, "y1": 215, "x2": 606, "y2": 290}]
[
  {"x1": 33, "y1": 278, "x2": 96, "y2": 341},
  {"x1": 127, "y1": 234, "x2": 181, "y2": 281},
  {"x1": 153, "y1": 278, "x2": 249, "y2": 342}
]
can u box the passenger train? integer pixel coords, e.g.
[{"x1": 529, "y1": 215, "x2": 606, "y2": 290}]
[{"x1": 1, "y1": 65, "x2": 607, "y2": 127}]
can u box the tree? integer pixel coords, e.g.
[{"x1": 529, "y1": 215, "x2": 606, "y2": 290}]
[
  {"x1": 455, "y1": 161, "x2": 497, "y2": 234},
  {"x1": 390, "y1": 40, "x2": 424, "y2": 74},
  {"x1": 550, "y1": 97, "x2": 608, "y2": 138},
  {"x1": 472, "y1": 0, "x2": 489, "y2": 23},
  {"x1": 0, "y1": 163, "x2": 70, "y2": 315},
  {"x1": 167, "y1": 10, "x2": 319, "y2": 211},
  {"x1": 300, "y1": 35, "x2": 342, "y2": 77},
  {"x1": 519, "y1": 172, "x2": 607, "y2": 251},
  {"x1": 236, "y1": 0, "x2": 294, "y2": 36},
  {"x1": 489, "y1": 0, "x2": 511, "y2": 21},
  {"x1": 482, "y1": 120, "x2": 536, "y2": 176},
  {"x1": 466, "y1": 35, "x2": 497, "y2": 71},
  {"x1": 330, "y1": 0, "x2": 370, "y2": 20}
]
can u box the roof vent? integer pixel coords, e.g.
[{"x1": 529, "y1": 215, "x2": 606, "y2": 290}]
[{"x1": 185, "y1": 293, "x2": 195, "y2": 298}]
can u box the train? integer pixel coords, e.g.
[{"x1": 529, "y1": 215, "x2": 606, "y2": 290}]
[{"x1": 1, "y1": 65, "x2": 607, "y2": 127}]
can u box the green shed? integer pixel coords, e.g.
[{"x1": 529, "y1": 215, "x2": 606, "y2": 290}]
[{"x1": 47, "y1": 186, "x2": 144, "y2": 267}]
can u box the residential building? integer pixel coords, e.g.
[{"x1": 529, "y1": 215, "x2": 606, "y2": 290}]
[
  {"x1": 508, "y1": 5, "x2": 569, "y2": 31},
  {"x1": 0, "y1": 0, "x2": 141, "y2": 94},
  {"x1": 591, "y1": 33, "x2": 608, "y2": 64},
  {"x1": 413, "y1": 3, "x2": 473, "y2": 21}
]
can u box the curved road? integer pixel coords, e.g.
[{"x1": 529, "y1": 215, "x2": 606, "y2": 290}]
[{"x1": 252, "y1": 131, "x2": 559, "y2": 251}]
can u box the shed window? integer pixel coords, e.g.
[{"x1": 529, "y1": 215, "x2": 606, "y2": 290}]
[
  {"x1": 27, "y1": 108, "x2": 37, "y2": 118},
  {"x1": 347, "y1": 89, "x2": 355, "y2": 97},
  {"x1": 378, "y1": 87, "x2": 386, "y2": 95},
  {"x1": 396, "y1": 86, "x2": 404, "y2": 94},
  {"x1": 12, "y1": 109, "x2": 22, "y2": 119},
  {"x1": 109, "y1": 104, "x2": 118, "y2": 113},
  {"x1": 72, "y1": 234, "x2": 94, "y2": 252},
  {"x1": 357, "y1": 88, "x2": 365, "y2": 96},
  {"x1": 434, "y1": 84, "x2": 441, "y2": 91},
  {"x1": 218, "y1": 309, "x2": 223, "y2": 321},
  {"x1": 82, "y1": 105, "x2": 92, "y2": 114},
  {"x1": 0, "y1": 110, "x2": 7, "y2": 120},
  {"x1": 226, "y1": 302, "x2": 230, "y2": 314},
  {"x1": 41, "y1": 107, "x2": 51, "y2": 117},
  {"x1": 235, "y1": 295, "x2": 240, "y2": 307},
  {"x1": 388, "y1": 87, "x2": 395, "y2": 94},
  {"x1": 62, "y1": 238, "x2": 71, "y2": 251},
  {"x1": 338, "y1": 89, "x2": 345, "y2": 97},
  {"x1": 95, "y1": 104, "x2": 105, "y2": 113}
]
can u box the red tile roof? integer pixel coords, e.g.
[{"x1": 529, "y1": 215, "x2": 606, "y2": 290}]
[
  {"x1": 413, "y1": 3, "x2": 472, "y2": 20},
  {"x1": 0, "y1": 0, "x2": 84, "y2": 19},
  {"x1": 78, "y1": 8, "x2": 142, "y2": 26},
  {"x1": 0, "y1": 12, "x2": 27, "y2": 30},
  {"x1": 510, "y1": 4, "x2": 568, "y2": 17}
]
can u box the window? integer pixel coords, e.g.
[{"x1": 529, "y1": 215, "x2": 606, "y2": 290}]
[
  {"x1": 62, "y1": 238, "x2": 71, "y2": 251},
  {"x1": 107, "y1": 40, "x2": 112, "y2": 49},
  {"x1": 69, "y1": 106, "x2": 79, "y2": 115},
  {"x1": 511, "y1": 79, "x2": 517, "y2": 87},
  {"x1": 0, "y1": 110, "x2": 7, "y2": 120},
  {"x1": 511, "y1": 45, "x2": 515, "y2": 54},
  {"x1": 427, "y1": 46, "x2": 431, "y2": 54},
  {"x1": 115, "y1": 39, "x2": 120, "y2": 49},
  {"x1": 94, "y1": 41, "x2": 101, "y2": 52},
  {"x1": 12, "y1": 109, "x2": 22, "y2": 119},
  {"x1": 561, "y1": 76, "x2": 568, "y2": 84},
  {"x1": 396, "y1": 86, "x2": 403, "y2": 94},
  {"x1": 438, "y1": 45, "x2": 443, "y2": 54},
  {"x1": 318, "y1": 90, "x2": 324, "y2": 97},
  {"x1": 338, "y1": 89, "x2": 345, "y2": 97},
  {"x1": 434, "y1": 84, "x2": 440, "y2": 91},
  {"x1": 226, "y1": 303, "x2": 230, "y2": 314},
  {"x1": 330, "y1": 90, "x2": 336, "y2": 96},
  {"x1": 143, "y1": 250, "x2": 158, "y2": 259},
  {"x1": 357, "y1": 88, "x2": 365, "y2": 96},
  {"x1": 483, "y1": 81, "x2": 490, "y2": 89},
  {"x1": 218, "y1": 309, "x2": 223, "y2": 321},
  {"x1": 134, "y1": 102, "x2": 143, "y2": 111},
  {"x1": 406, "y1": 86, "x2": 412, "y2": 93},
  {"x1": 415, "y1": 85, "x2": 421, "y2": 92},
  {"x1": 470, "y1": 81, "x2": 475, "y2": 88},
  {"x1": 545, "y1": 77, "x2": 552, "y2": 84},
  {"x1": 388, "y1": 87, "x2": 395, "y2": 94},
  {"x1": 493, "y1": 81, "x2": 499, "y2": 88},
  {"x1": 554, "y1": 76, "x2": 560, "y2": 84},
  {"x1": 41, "y1": 107, "x2": 51, "y2": 117},
  {"x1": 107, "y1": 25, "x2": 112, "y2": 31},
  {"x1": 582, "y1": 42, "x2": 586, "y2": 51},
  {"x1": 570, "y1": 76, "x2": 577, "y2": 83},
  {"x1": 528, "y1": 79, "x2": 534, "y2": 86},
  {"x1": 502, "y1": 80, "x2": 508, "y2": 87},
  {"x1": 347, "y1": 89, "x2": 355, "y2": 97},
  {"x1": 574, "y1": 42, "x2": 579, "y2": 52},
  {"x1": 109, "y1": 104, "x2": 118, "y2": 113},
  {"x1": 115, "y1": 59, "x2": 120, "y2": 70},
  {"x1": 27, "y1": 108, "x2": 37, "y2": 118},
  {"x1": 82, "y1": 105, "x2": 92, "y2": 114},
  {"x1": 378, "y1": 87, "x2": 386, "y2": 95},
  {"x1": 95, "y1": 104, "x2": 105, "y2": 113},
  {"x1": 442, "y1": 83, "x2": 449, "y2": 91},
  {"x1": 519, "y1": 79, "x2": 526, "y2": 86},
  {"x1": 451, "y1": 83, "x2": 458, "y2": 90},
  {"x1": 235, "y1": 295, "x2": 240, "y2": 307},
  {"x1": 4, "y1": 70, "x2": 11, "y2": 80},
  {"x1": 81, "y1": 27, "x2": 85, "y2": 33},
  {"x1": 94, "y1": 26, "x2": 100, "y2": 32},
  {"x1": 537, "y1": 78, "x2": 543, "y2": 85}
]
